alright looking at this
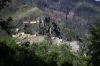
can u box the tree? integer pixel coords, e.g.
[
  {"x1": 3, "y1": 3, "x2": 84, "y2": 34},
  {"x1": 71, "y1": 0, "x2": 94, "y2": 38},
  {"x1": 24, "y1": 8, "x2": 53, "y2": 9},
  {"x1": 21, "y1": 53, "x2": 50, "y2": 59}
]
[
  {"x1": 88, "y1": 20, "x2": 100, "y2": 66},
  {"x1": 46, "y1": 51, "x2": 58, "y2": 66},
  {"x1": 0, "y1": 17, "x2": 13, "y2": 36},
  {"x1": 0, "y1": 40, "x2": 49, "y2": 66},
  {"x1": 0, "y1": 40, "x2": 16, "y2": 66},
  {"x1": 31, "y1": 42, "x2": 49, "y2": 59}
]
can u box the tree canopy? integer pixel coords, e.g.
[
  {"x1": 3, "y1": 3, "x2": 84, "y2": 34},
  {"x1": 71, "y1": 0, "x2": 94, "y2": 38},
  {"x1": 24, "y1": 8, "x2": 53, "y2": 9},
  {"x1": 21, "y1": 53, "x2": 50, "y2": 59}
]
[{"x1": 88, "y1": 20, "x2": 100, "y2": 66}]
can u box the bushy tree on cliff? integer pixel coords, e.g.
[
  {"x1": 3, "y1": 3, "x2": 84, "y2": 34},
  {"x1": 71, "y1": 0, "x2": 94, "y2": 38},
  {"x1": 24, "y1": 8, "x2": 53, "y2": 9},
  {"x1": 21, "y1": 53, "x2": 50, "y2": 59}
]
[{"x1": 0, "y1": 17, "x2": 13, "y2": 36}]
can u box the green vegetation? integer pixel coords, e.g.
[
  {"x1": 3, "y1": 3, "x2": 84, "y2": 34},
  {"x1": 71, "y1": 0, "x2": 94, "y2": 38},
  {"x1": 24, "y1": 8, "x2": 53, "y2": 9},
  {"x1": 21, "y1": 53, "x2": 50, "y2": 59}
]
[
  {"x1": 0, "y1": 17, "x2": 13, "y2": 36},
  {"x1": 0, "y1": 1, "x2": 100, "y2": 66},
  {"x1": 0, "y1": 6, "x2": 44, "y2": 23},
  {"x1": 0, "y1": 0, "x2": 13, "y2": 41},
  {"x1": 88, "y1": 21, "x2": 100, "y2": 66},
  {"x1": 0, "y1": 0, "x2": 45, "y2": 23},
  {"x1": 0, "y1": 40, "x2": 48, "y2": 66},
  {"x1": 61, "y1": 27, "x2": 77, "y2": 41},
  {"x1": 0, "y1": 40, "x2": 89, "y2": 66}
]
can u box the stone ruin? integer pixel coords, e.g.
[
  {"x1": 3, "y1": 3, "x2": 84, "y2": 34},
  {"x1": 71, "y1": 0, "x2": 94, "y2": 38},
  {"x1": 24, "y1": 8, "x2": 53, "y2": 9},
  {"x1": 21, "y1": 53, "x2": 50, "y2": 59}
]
[
  {"x1": 12, "y1": 16, "x2": 82, "y2": 54},
  {"x1": 12, "y1": 16, "x2": 63, "y2": 46}
]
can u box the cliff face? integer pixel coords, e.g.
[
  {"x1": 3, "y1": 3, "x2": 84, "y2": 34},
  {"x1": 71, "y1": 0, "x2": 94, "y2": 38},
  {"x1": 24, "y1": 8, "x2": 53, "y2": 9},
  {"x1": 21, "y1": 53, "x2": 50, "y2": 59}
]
[{"x1": 23, "y1": 0, "x2": 100, "y2": 35}]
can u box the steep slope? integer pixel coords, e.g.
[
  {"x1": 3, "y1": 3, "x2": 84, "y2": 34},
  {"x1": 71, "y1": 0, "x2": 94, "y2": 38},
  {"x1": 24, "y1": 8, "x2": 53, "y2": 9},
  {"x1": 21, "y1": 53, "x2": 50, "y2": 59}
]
[
  {"x1": 24, "y1": 0, "x2": 100, "y2": 38},
  {"x1": 0, "y1": 0, "x2": 45, "y2": 23}
]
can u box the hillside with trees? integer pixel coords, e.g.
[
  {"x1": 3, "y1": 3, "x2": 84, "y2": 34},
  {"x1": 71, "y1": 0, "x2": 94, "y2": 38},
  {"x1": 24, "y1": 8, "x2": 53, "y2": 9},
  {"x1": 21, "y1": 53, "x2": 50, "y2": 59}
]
[
  {"x1": 0, "y1": 0, "x2": 100, "y2": 66},
  {"x1": 28, "y1": 0, "x2": 100, "y2": 38},
  {"x1": 0, "y1": 40, "x2": 90, "y2": 66}
]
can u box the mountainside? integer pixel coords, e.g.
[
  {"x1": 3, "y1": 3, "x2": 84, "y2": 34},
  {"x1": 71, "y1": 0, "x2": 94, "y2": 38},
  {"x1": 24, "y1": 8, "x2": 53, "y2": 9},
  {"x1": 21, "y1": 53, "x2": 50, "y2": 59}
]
[
  {"x1": 1, "y1": 0, "x2": 100, "y2": 43},
  {"x1": 24, "y1": 0, "x2": 100, "y2": 37},
  {"x1": 0, "y1": 0, "x2": 79, "y2": 41},
  {"x1": 1, "y1": 0, "x2": 100, "y2": 41},
  {"x1": 0, "y1": 1, "x2": 100, "y2": 65}
]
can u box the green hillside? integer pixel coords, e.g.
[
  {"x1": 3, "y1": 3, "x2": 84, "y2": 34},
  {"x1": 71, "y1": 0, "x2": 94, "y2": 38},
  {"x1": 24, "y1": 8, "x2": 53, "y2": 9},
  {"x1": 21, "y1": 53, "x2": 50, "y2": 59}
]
[{"x1": 0, "y1": 2, "x2": 45, "y2": 22}]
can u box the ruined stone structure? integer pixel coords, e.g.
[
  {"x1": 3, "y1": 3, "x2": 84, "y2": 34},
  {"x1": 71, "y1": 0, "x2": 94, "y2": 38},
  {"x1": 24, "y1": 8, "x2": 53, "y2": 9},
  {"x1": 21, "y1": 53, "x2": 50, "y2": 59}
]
[
  {"x1": 12, "y1": 16, "x2": 63, "y2": 46},
  {"x1": 12, "y1": 17, "x2": 82, "y2": 54}
]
